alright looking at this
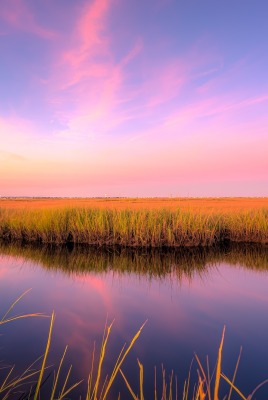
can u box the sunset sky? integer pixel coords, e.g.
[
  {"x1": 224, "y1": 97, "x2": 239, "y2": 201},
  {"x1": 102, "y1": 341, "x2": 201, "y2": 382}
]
[{"x1": 0, "y1": 0, "x2": 267, "y2": 197}]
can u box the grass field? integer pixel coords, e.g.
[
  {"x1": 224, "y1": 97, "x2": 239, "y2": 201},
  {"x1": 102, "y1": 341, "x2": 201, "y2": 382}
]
[
  {"x1": 0, "y1": 198, "x2": 267, "y2": 247},
  {"x1": 1, "y1": 197, "x2": 268, "y2": 212}
]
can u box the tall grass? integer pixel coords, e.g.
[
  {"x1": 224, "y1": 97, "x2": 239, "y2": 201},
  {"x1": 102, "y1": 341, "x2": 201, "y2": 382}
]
[
  {"x1": 0, "y1": 207, "x2": 267, "y2": 247},
  {"x1": 1, "y1": 293, "x2": 268, "y2": 399}
]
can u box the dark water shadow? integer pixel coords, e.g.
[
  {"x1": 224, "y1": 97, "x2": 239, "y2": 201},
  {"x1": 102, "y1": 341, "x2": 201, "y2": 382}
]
[{"x1": 0, "y1": 241, "x2": 267, "y2": 279}]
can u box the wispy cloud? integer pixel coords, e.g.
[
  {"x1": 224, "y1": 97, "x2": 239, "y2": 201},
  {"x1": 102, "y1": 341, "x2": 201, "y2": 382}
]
[
  {"x1": 0, "y1": 0, "x2": 56, "y2": 38},
  {"x1": 1, "y1": 0, "x2": 267, "y2": 196},
  {"x1": 0, "y1": 150, "x2": 26, "y2": 162},
  {"x1": 58, "y1": 0, "x2": 111, "y2": 88},
  {"x1": 46, "y1": 0, "x2": 144, "y2": 140},
  {"x1": 162, "y1": 92, "x2": 268, "y2": 129}
]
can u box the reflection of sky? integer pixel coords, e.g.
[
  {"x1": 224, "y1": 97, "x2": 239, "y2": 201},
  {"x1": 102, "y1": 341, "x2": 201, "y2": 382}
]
[{"x1": 0, "y1": 254, "x2": 268, "y2": 398}]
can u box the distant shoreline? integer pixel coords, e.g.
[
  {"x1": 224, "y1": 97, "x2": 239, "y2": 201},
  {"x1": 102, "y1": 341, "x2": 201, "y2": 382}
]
[{"x1": 1, "y1": 196, "x2": 268, "y2": 211}]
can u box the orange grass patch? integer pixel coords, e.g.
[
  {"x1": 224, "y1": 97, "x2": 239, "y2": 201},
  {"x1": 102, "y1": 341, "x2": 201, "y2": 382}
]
[{"x1": 0, "y1": 197, "x2": 268, "y2": 213}]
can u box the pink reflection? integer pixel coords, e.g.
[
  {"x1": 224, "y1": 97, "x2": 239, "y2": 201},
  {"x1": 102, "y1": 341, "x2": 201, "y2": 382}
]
[{"x1": 1, "y1": 251, "x2": 268, "y2": 395}]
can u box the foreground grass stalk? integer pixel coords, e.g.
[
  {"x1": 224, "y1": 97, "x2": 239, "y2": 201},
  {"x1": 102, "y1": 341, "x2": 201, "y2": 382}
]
[
  {"x1": 119, "y1": 369, "x2": 138, "y2": 400},
  {"x1": 195, "y1": 355, "x2": 210, "y2": 400},
  {"x1": 0, "y1": 288, "x2": 45, "y2": 325},
  {"x1": 214, "y1": 326, "x2": 225, "y2": 400},
  {"x1": 86, "y1": 342, "x2": 96, "y2": 400},
  {"x1": 227, "y1": 347, "x2": 242, "y2": 400},
  {"x1": 58, "y1": 365, "x2": 83, "y2": 400},
  {"x1": 138, "y1": 359, "x2": 144, "y2": 400},
  {"x1": 34, "y1": 311, "x2": 55, "y2": 400},
  {"x1": 220, "y1": 374, "x2": 247, "y2": 400},
  {"x1": 0, "y1": 291, "x2": 47, "y2": 398},
  {"x1": 92, "y1": 321, "x2": 114, "y2": 400},
  {"x1": 101, "y1": 321, "x2": 147, "y2": 400},
  {"x1": 50, "y1": 345, "x2": 68, "y2": 400},
  {"x1": 196, "y1": 371, "x2": 206, "y2": 400},
  {"x1": 1, "y1": 294, "x2": 268, "y2": 399}
]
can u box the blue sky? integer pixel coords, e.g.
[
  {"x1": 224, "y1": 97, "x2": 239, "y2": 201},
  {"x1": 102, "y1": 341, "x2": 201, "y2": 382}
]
[{"x1": 0, "y1": 0, "x2": 267, "y2": 196}]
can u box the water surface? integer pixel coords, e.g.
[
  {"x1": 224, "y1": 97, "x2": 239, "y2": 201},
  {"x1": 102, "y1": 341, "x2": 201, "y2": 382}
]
[{"x1": 0, "y1": 243, "x2": 268, "y2": 399}]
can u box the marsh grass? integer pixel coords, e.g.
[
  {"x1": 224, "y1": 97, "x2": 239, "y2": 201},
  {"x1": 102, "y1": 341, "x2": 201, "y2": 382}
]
[
  {"x1": 0, "y1": 207, "x2": 267, "y2": 247},
  {"x1": 1, "y1": 293, "x2": 268, "y2": 399}
]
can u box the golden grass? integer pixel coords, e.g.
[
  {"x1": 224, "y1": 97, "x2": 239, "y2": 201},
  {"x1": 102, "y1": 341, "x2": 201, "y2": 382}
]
[
  {"x1": 1, "y1": 197, "x2": 268, "y2": 213},
  {"x1": 0, "y1": 204, "x2": 267, "y2": 247},
  {"x1": 1, "y1": 293, "x2": 268, "y2": 399}
]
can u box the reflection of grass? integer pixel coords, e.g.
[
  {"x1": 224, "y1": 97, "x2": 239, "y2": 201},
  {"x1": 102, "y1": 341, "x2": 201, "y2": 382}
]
[
  {"x1": 0, "y1": 241, "x2": 267, "y2": 280},
  {"x1": 0, "y1": 207, "x2": 267, "y2": 247},
  {"x1": 1, "y1": 294, "x2": 267, "y2": 399}
]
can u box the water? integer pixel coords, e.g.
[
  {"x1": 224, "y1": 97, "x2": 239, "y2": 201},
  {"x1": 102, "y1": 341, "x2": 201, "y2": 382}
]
[{"x1": 0, "y1": 243, "x2": 268, "y2": 399}]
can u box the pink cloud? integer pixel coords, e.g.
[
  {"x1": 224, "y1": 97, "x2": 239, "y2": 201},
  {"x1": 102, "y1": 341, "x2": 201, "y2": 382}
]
[
  {"x1": 44, "y1": 7, "x2": 224, "y2": 147},
  {"x1": 1, "y1": 2, "x2": 267, "y2": 197},
  {"x1": 162, "y1": 91, "x2": 268, "y2": 130},
  {"x1": 232, "y1": 94, "x2": 268, "y2": 110},
  {"x1": 45, "y1": 1, "x2": 145, "y2": 140},
  {"x1": 144, "y1": 60, "x2": 187, "y2": 109},
  {"x1": 0, "y1": 0, "x2": 56, "y2": 39},
  {"x1": 58, "y1": 0, "x2": 112, "y2": 88},
  {"x1": 78, "y1": 0, "x2": 111, "y2": 53},
  {"x1": 134, "y1": 38, "x2": 223, "y2": 113},
  {"x1": 45, "y1": 1, "x2": 205, "y2": 146},
  {"x1": 74, "y1": 275, "x2": 113, "y2": 312}
]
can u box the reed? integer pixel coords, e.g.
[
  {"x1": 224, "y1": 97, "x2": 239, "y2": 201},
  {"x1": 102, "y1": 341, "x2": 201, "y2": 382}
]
[
  {"x1": 0, "y1": 206, "x2": 267, "y2": 247},
  {"x1": 1, "y1": 294, "x2": 267, "y2": 399}
]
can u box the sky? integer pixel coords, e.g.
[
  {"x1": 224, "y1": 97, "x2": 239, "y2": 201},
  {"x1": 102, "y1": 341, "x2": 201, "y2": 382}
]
[{"x1": 0, "y1": 0, "x2": 268, "y2": 197}]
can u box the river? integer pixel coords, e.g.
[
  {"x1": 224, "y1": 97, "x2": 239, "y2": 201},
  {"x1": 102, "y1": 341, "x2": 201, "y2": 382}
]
[{"x1": 0, "y1": 243, "x2": 267, "y2": 399}]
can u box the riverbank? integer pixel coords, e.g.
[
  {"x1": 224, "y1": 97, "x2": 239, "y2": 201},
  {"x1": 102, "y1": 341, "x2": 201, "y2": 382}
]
[{"x1": 0, "y1": 200, "x2": 267, "y2": 246}]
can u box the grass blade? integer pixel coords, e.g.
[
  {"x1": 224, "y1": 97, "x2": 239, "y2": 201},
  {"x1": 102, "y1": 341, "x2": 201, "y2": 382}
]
[
  {"x1": 119, "y1": 369, "x2": 138, "y2": 400},
  {"x1": 138, "y1": 359, "x2": 144, "y2": 400},
  {"x1": 33, "y1": 311, "x2": 55, "y2": 400},
  {"x1": 227, "y1": 346, "x2": 242, "y2": 400},
  {"x1": 214, "y1": 326, "x2": 225, "y2": 400},
  {"x1": 1, "y1": 289, "x2": 32, "y2": 323},
  {"x1": 50, "y1": 345, "x2": 68, "y2": 400},
  {"x1": 221, "y1": 373, "x2": 247, "y2": 400},
  {"x1": 102, "y1": 321, "x2": 147, "y2": 400}
]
